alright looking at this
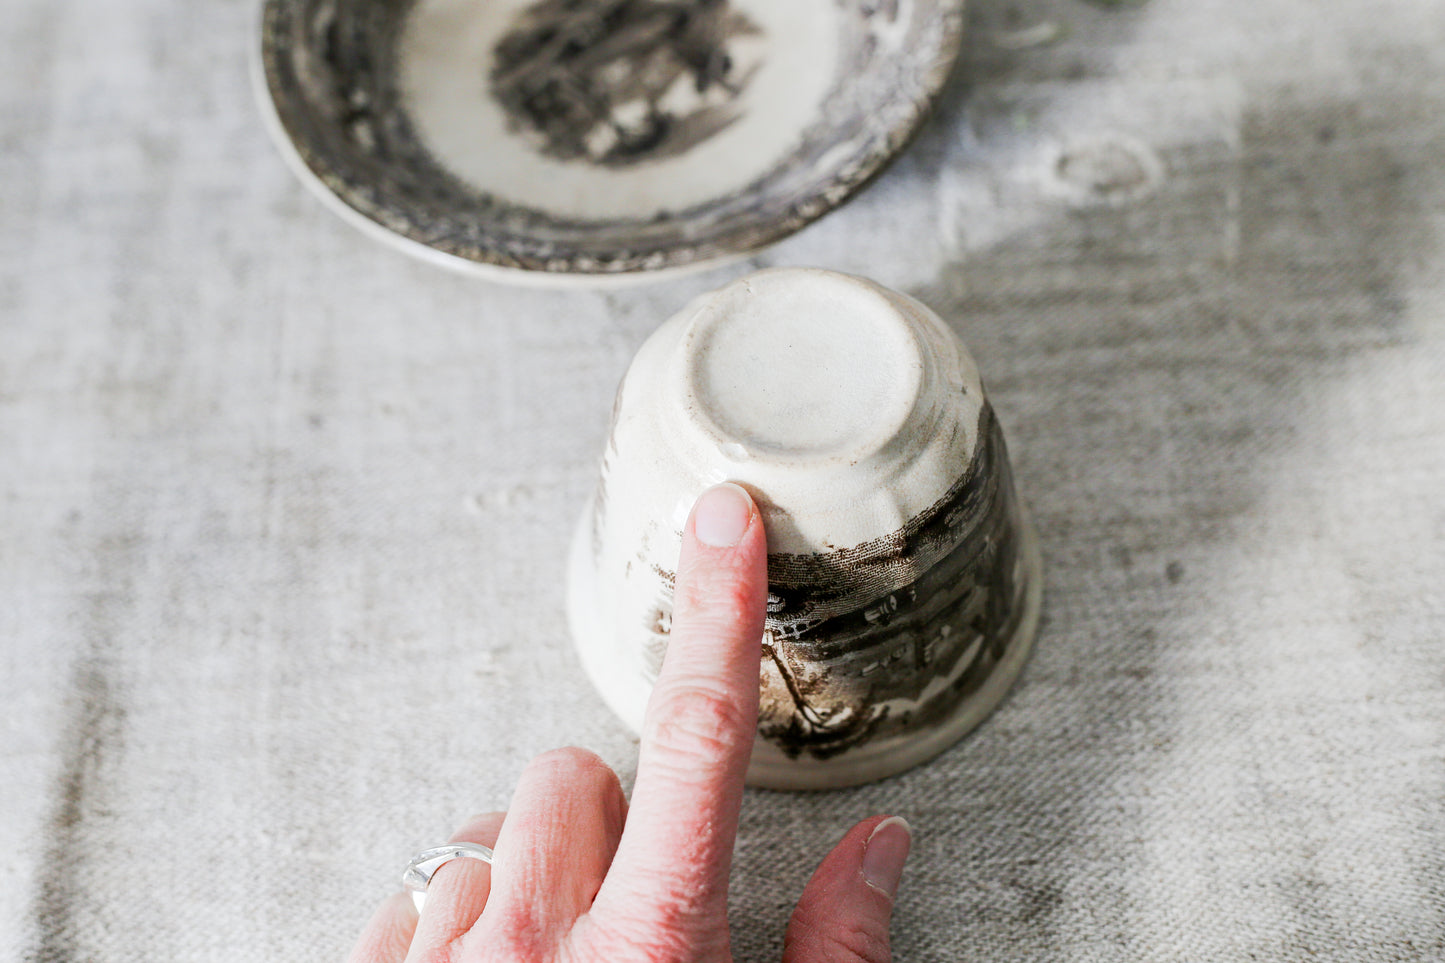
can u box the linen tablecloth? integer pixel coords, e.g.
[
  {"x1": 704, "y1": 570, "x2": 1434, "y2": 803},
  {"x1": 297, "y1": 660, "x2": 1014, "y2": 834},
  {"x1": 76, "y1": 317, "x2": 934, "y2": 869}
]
[{"x1": 3, "y1": 0, "x2": 1443, "y2": 959}]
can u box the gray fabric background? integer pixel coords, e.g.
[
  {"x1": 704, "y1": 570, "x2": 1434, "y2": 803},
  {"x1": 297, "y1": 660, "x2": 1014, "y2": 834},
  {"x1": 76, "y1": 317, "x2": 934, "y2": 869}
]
[{"x1": 2, "y1": 0, "x2": 1443, "y2": 960}]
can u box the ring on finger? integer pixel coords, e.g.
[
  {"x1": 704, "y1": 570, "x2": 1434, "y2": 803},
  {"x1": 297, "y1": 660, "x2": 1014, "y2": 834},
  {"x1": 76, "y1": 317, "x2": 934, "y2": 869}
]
[{"x1": 402, "y1": 842, "x2": 495, "y2": 912}]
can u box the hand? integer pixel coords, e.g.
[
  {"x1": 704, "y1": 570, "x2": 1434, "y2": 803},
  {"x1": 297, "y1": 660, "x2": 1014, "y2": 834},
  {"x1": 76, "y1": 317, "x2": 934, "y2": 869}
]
[{"x1": 349, "y1": 484, "x2": 913, "y2": 963}]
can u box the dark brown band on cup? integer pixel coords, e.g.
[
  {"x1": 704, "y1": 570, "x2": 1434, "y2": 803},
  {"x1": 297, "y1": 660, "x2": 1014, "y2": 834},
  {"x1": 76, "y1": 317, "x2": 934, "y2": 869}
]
[
  {"x1": 756, "y1": 404, "x2": 1028, "y2": 760},
  {"x1": 633, "y1": 404, "x2": 1031, "y2": 762}
]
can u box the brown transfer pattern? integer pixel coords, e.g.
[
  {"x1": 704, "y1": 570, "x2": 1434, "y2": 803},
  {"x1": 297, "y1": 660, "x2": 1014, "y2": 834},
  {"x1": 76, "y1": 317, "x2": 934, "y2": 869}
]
[
  {"x1": 491, "y1": 0, "x2": 763, "y2": 167},
  {"x1": 639, "y1": 404, "x2": 1028, "y2": 760}
]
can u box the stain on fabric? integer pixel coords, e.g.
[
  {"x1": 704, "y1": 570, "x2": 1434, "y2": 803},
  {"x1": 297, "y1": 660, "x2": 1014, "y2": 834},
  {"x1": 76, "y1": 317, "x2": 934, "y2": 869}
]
[
  {"x1": 1055, "y1": 135, "x2": 1163, "y2": 205},
  {"x1": 25, "y1": 663, "x2": 126, "y2": 963}
]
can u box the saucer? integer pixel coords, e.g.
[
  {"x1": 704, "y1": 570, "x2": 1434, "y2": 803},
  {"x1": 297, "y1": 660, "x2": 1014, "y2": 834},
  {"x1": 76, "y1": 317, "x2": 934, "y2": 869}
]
[{"x1": 256, "y1": 0, "x2": 965, "y2": 283}]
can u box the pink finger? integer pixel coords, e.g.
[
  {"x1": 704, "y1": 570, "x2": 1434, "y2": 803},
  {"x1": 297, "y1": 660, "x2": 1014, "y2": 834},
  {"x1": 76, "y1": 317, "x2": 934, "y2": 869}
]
[
  {"x1": 402, "y1": 812, "x2": 506, "y2": 963},
  {"x1": 783, "y1": 816, "x2": 912, "y2": 963},
  {"x1": 347, "y1": 892, "x2": 419, "y2": 963},
  {"x1": 477, "y1": 747, "x2": 627, "y2": 944},
  {"x1": 593, "y1": 483, "x2": 768, "y2": 944}
]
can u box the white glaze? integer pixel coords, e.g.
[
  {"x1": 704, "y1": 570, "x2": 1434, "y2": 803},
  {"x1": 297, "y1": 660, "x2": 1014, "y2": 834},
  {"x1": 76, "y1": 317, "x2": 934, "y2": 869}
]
[
  {"x1": 682, "y1": 273, "x2": 925, "y2": 462},
  {"x1": 567, "y1": 268, "x2": 1041, "y2": 788}
]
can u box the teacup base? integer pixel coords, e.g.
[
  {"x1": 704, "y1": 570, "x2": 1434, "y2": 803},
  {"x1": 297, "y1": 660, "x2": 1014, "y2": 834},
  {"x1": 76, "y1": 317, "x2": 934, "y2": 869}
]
[{"x1": 566, "y1": 504, "x2": 1044, "y2": 790}]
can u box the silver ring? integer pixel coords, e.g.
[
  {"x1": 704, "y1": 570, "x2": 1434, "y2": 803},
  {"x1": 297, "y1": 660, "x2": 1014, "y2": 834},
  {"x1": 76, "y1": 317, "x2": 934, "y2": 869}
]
[{"x1": 403, "y1": 842, "x2": 494, "y2": 912}]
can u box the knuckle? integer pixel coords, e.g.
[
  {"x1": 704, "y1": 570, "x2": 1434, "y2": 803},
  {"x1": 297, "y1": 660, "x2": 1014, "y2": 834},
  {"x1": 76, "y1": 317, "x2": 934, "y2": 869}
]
[
  {"x1": 523, "y1": 745, "x2": 612, "y2": 785},
  {"x1": 452, "y1": 810, "x2": 507, "y2": 842},
  {"x1": 587, "y1": 914, "x2": 727, "y2": 963},
  {"x1": 474, "y1": 919, "x2": 545, "y2": 963},
  {"x1": 644, "y1": 682, "x2": 752, "y2": 763},
  {"x1": 675, "y1": 577, "x2": 756, "y2": 633}
]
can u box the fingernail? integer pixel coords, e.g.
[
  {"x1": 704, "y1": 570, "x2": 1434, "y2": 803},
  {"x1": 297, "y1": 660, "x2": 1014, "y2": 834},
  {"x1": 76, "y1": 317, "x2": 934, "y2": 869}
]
[
  {"x1": 693, "y1": 483, "x2": 753, "y2": 548},
  {"x1": 862, "y1": 816, "x2": 912, "y2": 899}
]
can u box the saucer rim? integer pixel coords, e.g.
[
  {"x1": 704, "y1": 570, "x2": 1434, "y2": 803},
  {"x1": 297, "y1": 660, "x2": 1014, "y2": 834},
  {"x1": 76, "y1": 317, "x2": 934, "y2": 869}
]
[{"x1": 253, "y1": 0, "x2": 967, "y2": 285}]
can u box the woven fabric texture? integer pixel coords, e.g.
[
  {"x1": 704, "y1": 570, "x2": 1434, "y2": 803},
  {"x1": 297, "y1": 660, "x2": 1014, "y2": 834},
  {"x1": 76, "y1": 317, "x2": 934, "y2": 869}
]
[{"x1": 2, "y1": 0, "x2": 1443, "y2": 960}]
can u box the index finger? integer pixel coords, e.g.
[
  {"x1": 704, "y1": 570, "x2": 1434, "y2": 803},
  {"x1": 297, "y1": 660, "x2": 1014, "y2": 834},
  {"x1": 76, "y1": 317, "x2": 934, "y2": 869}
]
[{"x1": 593, "y1": 483, "x2": 768, "y2": 936}]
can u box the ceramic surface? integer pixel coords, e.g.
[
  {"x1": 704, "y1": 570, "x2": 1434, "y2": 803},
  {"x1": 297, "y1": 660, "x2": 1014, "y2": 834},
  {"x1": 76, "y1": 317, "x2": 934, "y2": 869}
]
[
  {"x1": 566, "y1": 268, "x2": 1042, "y2": 788},
  {"x1": 256, "y1": 0, "x2": 965, "y2": 282}
]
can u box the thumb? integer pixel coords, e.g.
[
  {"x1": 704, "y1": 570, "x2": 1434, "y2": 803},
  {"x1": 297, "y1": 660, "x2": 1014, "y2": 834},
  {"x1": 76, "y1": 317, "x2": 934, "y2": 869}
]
[{"x1": 782, "y1": 816, "x2": 912, "y2": 963}]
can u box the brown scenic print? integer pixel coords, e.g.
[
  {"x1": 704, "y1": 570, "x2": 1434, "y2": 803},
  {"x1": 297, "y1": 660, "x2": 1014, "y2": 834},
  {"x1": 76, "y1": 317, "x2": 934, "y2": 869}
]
[
  {"x1": 491, "y1": 0, "x2": 763, "y2": 167},
  {"x1": 640, "y1": 404, "x2": 1028, "y2": 760}
]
